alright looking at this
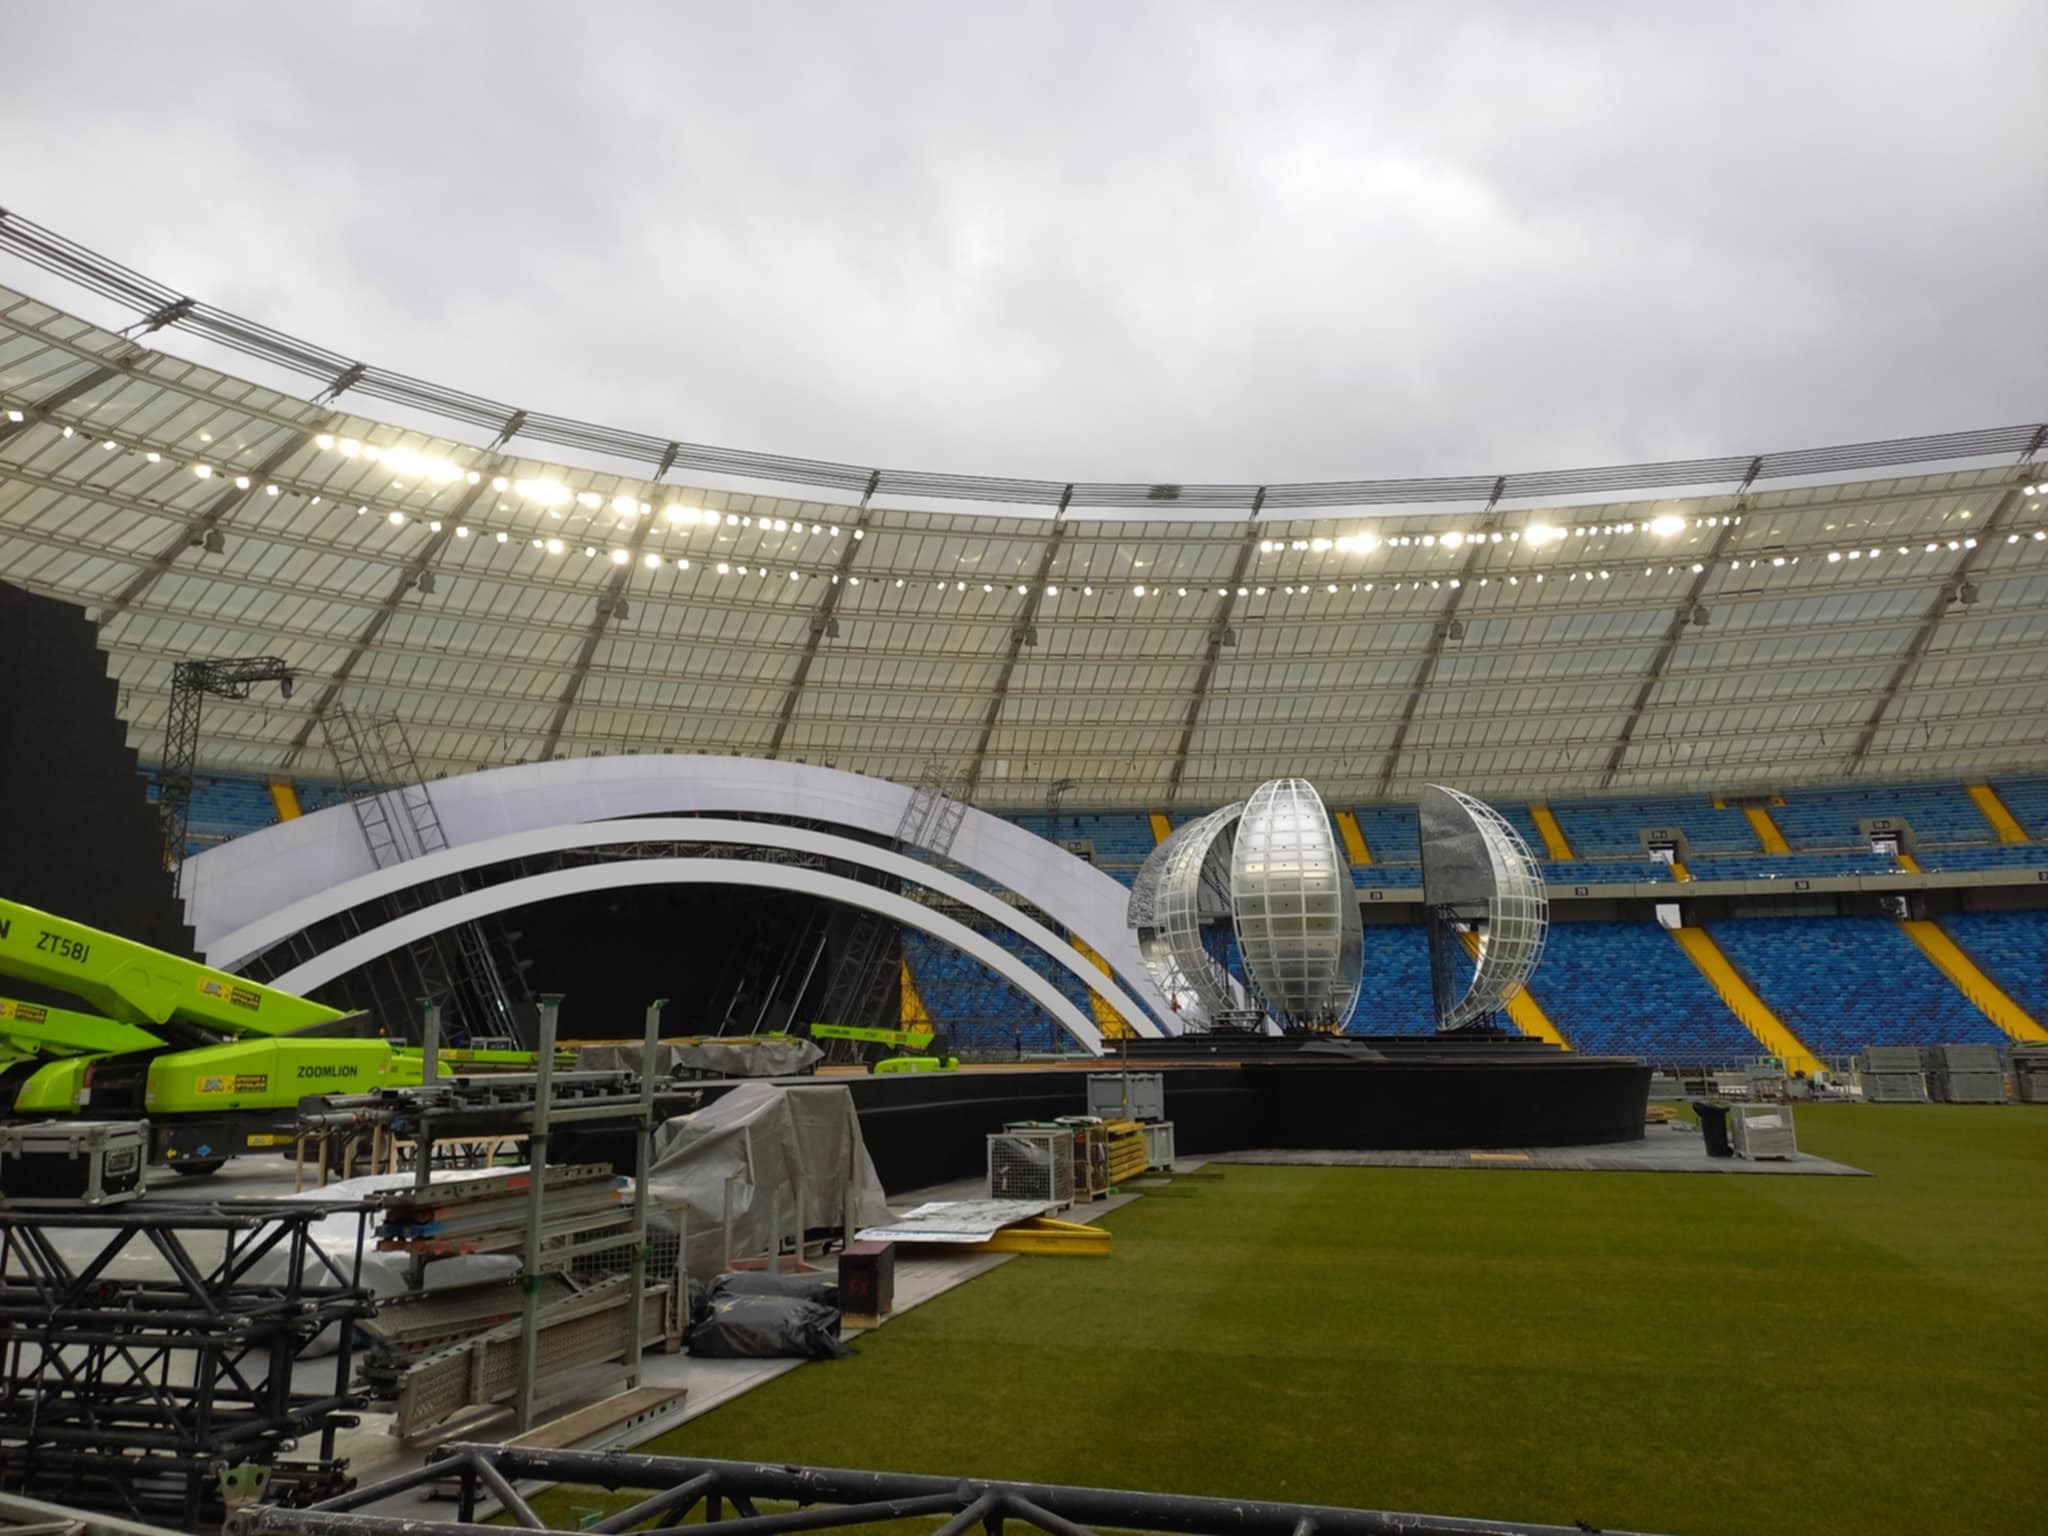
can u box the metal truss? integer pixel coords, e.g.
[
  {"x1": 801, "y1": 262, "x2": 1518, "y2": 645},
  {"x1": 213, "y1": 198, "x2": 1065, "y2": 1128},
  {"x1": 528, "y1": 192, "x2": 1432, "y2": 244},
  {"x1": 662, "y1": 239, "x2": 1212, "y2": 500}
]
[
  {"x1": 0, "y1": 1201, "x2": 371, "y2": 1526},
  {"x1": 236, "y1": 1443, "x2": 1668, "y2": 1536},
  {"x1": 158, "y1": 655, "x2": 294, "y2": 889}
]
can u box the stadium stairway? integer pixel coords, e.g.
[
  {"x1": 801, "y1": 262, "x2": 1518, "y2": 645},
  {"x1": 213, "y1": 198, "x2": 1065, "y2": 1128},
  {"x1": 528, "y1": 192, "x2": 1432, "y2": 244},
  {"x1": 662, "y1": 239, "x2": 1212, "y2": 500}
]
[
  {"x1": 1743, "y1": 805, "x2": 1792, "y2": 854},
  {"x1": 1942, "y1": 911, "x2": 2048, "y2": 1026},
  {"x1": 1455, "y1": 929, "x2": 1569, "y2": 1047},
  {"x1": 1528, "y1": 804, "x2": 1574, "y2": 861},
  {"x1": 1334, "y1": 809, "x2": 1372, "y2": 865},
  {"x1": 1668, "y1": 926, "x2": 1824, "y2": 1074},
  {"x1": 899, "y1": 961, "x2": 931, "y2": 1031},
  {"x1": 267, "y1": 775, "x2": 302, "y2": 821},
  {"x1": 1706, "y1": 915, "x2": 2006, "y2": 1055},
  {"x1": 1070, "y1": 934, "x2": 1139, "y2": 1038},
  {"x1": 1148, "y1": 813, "x2": 1173, "y2": 844},
  {"x1": 1897, "y1": 920, "x2": 2047, "y2": 1043},
  {"x1": 1965, "y1": 783, "x2": 2030, "y2": 844}
]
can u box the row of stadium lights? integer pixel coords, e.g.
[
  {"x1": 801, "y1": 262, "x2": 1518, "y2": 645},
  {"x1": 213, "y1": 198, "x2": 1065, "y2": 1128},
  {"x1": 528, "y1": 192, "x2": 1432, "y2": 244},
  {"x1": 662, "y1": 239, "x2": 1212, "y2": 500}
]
[{"x1": 17, "y1": 411, "x2": 2048, "y2": 593}]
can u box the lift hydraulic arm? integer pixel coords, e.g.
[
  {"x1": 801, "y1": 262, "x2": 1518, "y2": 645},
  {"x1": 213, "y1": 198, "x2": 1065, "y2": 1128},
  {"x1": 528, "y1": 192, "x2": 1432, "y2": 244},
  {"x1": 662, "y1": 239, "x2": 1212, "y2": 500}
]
[{"x1": 0, "y1": 896, "x2": 345, "y2": 1040}]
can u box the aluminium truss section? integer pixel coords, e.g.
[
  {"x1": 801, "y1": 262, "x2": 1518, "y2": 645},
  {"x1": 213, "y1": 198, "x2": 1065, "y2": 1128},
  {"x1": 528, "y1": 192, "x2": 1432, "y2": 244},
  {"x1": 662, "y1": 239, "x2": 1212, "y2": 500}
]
[
  {"x1": 0, "y1": 1200, "x2": 371, "y2": 1526},
  {"x1": 238, "y1": 1444, "x2": 1674, "y2": 1536},
  {"x1": 815, "y1": 765, "x2": 973, "y2": 1054},
  {"x1": 318, "y1": 704, "x2": 534, "y2": 1045}
]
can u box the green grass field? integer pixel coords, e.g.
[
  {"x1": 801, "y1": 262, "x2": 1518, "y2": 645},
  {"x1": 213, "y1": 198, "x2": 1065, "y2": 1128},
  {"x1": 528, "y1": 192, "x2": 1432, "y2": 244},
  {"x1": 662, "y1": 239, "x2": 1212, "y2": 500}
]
[{"x1": 542, "y1": 1106, "x2": 2046, "y2": 1535}]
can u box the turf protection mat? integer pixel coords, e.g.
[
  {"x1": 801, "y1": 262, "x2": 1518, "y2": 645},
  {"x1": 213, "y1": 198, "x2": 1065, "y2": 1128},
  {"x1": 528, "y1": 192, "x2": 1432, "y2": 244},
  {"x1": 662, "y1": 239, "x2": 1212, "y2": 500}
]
[{"x1": 1207, "y1": 1131, "x2": 1868, "y2": 1176}]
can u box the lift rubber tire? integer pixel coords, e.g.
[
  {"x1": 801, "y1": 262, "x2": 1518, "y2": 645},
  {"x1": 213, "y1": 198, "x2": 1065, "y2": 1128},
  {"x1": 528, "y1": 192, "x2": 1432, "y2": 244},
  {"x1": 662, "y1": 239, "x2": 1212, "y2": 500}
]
[{"x1": 170, "y1": 1159, "x2": 227, "y2": 1177}]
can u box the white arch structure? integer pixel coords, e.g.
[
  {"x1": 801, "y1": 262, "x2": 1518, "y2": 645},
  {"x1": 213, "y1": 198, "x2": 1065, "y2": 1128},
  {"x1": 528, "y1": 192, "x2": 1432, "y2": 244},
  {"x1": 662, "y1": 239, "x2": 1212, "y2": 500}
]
[
  {"x1": 182, "y1": 756, "x2": 1176, "y2": 1044},
  {"x1": 215, "y1": 817, "x2": 1163, "y2": 1049},
  {"x1": 269, "y1": 859, "x2": 1112, "y2": 1053}
]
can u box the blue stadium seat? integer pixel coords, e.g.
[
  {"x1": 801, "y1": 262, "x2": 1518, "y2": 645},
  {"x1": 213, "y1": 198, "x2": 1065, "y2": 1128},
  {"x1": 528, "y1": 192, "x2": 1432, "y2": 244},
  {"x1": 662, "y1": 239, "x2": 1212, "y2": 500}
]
[
  {"x1": 1775, "y1": 781, "x2": 1992, "y2": 850},
  {"x1": 1988, "y1": 777, "x2": 2048, "y2": 841},
  {"x1": 1528, "y1": 922, "x2": 1756, "y2": 1061},
  {"x1": 1940, "y1": 911, "x2": 2048, "y2": 1026},
  {"x1": 1706, "y1": 915, "x2": 2005, "y2": 1053}
]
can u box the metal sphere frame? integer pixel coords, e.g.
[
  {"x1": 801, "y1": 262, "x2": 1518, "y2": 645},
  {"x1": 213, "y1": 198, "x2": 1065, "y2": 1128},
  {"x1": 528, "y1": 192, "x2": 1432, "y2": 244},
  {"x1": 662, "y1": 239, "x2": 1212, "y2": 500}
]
[{"x1": 1420, "y1": 783, "x2": 1550, "y2": 1030}]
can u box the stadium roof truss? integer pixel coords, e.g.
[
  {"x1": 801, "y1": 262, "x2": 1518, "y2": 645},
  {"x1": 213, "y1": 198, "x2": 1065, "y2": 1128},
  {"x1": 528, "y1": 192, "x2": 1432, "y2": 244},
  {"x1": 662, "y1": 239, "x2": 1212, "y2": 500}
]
[{"x1": 1, "y1": 209, "x2": 2045, "y2": 808}]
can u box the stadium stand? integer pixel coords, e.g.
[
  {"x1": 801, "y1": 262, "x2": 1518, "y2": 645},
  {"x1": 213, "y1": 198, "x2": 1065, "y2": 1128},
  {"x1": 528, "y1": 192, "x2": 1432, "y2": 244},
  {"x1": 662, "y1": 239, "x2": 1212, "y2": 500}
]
[
  {"x1": 1344, "y1": 924, "x2": 1451, "y2": 1036},
  {"x1": 1938, "y1": 911, "x2": 2048, "y2": 1027},
  {"x1": 1989, "y1": 776, "x2": 2048, "y2": 840},
  {"x1": 1775, "y1": 781, "x2": 1989, "y2": 850},
  {"x1": 1706, "y1": 915, "x2": 2008, "y2": 1054},
  {"x1": 1547, "y1": 795, "x2": 1756, "y2": 856},
  {"x1": 1528, "y1": 923, "x2": 1757, "y2": 1061},
  {"x1": 152, "y1": 767, "x2": 2047, "y2": 1058}
]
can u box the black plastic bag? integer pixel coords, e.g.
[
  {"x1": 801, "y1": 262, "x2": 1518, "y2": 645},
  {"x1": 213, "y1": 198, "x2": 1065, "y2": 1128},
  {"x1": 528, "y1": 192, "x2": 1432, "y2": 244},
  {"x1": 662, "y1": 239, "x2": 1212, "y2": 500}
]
[
  {"x1": 707, "y1": 1270, "x2": 841, "y2": 1308},
  {"x1": 686, "y1": 1275, "x2": 712, "y2": 1326},
  {"x1": 686, "y1": 1294, "x2": 853, "y2": 1360}
]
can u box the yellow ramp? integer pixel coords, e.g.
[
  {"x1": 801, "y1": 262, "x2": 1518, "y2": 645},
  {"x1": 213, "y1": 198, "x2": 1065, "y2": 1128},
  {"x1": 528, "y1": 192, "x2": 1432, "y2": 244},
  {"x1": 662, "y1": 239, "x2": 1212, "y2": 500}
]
[
  {"x1": 1148, "y1": 813, "x2": 1174, "y2": 845},
  {"x1": 267, "y1": 776, "x2": 302, "y2": 820},
  {"x1": 1529, "y1": 805, "x2": 1574, "y2": 861},
  {"x1": 899, "y1": 962, "x2": 932, "y2": 1033},
  {"x1": 1902, "y1": 920, "x2": 2048, "y2": 1042},
  {"x1": 1894, "y1": 851, "x2": 1921, "y2": 874},
  {"x1": 1743, "y1": 806, "x2": 1791, "y2": 854},
  {"x1": 1335, "y1": 809, "x2": 1372, "y2": 865},
  {"x1": 1965, "y1": 783, "x2": 2029, "y2": 844},
  {"x1": 1671, "y1": 926, "x2": 1821, "y2": 1075},
  {"x1": 1071, "y1": 935, "x2": 1138, "y2": 1038},
  {"x1": 1456, "y1": 930, "x2": 1569, "y2": 1048},
  {"x1": 1669, "y1": 860, "x2": 1692, "y2": 883}
]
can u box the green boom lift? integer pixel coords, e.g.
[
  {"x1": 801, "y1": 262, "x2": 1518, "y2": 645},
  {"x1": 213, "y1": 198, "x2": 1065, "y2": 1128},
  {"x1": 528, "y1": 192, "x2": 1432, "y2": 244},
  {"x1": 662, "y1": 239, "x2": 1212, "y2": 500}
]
[
  {"x1": 807, "y1": 1022, "x2": 960, "y2": 1073},
  {"x1": 0, "y1": 895, "x2": 535, "y2": 1173}
]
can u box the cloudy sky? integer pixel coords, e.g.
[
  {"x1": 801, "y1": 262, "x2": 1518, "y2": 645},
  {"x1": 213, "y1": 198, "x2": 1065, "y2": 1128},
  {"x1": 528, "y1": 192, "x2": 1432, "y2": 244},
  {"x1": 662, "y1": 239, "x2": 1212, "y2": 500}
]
[{"x1": 2, "y1": 1, "x2": 2042, "y2": 486}]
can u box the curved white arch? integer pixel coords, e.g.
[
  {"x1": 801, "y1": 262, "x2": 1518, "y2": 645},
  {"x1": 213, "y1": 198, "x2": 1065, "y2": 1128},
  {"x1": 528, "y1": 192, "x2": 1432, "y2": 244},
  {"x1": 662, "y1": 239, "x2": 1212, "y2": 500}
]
[
  {"x1": 211, "y1": 818, "x2": 1163, "y2": 1038},
  {"x1": 270, "y1": 860, "x2": 1108, "y2": 1054},
  {"x1": 181, "y1": 756, "x2": 1173, "y2": 1030}
]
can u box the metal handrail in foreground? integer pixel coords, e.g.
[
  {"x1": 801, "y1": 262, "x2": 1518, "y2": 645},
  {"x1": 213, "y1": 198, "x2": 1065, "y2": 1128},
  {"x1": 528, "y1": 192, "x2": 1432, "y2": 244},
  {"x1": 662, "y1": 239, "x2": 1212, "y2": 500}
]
[
  {"x1": 231, "y1": 1442, "x2": 1669, "y2": 1536},
  {"x1": 0, "y1": 208, "x2": 2039, "y2": 512}
]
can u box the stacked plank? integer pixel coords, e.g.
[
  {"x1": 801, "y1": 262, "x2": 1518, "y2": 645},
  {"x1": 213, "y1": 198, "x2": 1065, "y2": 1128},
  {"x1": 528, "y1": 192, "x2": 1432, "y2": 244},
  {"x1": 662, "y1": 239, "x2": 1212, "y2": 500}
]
[{"x1": 373, "y1": 1164, "x2": 627, "y2": 1259}]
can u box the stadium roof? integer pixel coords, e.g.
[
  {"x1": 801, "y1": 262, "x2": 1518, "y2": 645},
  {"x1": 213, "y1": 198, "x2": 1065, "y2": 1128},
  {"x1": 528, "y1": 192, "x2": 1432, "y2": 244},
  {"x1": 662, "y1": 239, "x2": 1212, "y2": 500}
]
[{"x1": 1, "y1": 212, "x2": 2044, "y2": 808}]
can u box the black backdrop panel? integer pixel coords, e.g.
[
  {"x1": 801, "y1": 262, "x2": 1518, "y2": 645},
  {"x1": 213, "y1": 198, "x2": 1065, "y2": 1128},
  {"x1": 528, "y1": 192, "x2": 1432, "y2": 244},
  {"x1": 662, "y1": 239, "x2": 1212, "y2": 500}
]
[{"x1": 0, "y1": 583, "x2": 192, "y2": 987}]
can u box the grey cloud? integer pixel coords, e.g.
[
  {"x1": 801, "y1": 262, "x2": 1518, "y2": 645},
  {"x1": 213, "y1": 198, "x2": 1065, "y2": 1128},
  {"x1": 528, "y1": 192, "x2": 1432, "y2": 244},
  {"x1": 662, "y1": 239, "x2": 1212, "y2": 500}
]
[{"x1": 2, "y1": 0, "x2": 2041, "y2": 486}]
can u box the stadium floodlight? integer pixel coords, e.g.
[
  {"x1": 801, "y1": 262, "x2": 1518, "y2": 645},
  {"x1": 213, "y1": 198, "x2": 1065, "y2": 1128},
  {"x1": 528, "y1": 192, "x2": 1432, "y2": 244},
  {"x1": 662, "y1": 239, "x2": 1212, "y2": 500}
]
[
  {"x1": 1649, "y1": 515, "x2": 1686, "y2": 536},
  {"x1": 516, "y1": 478, "x2": 571, "y2": 507}
]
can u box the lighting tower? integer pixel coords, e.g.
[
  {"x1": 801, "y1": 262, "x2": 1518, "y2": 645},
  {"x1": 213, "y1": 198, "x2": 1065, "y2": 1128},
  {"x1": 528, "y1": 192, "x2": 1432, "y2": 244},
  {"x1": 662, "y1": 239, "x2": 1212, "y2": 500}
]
[{"x1": 160, "y1": 656, "x2": 294, "y2": 890}]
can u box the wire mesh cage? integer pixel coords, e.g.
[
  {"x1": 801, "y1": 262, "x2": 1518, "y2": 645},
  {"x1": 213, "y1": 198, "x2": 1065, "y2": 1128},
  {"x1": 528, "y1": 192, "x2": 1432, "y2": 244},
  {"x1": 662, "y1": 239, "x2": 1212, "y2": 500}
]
[{"x1": 986, "y1": 1128, "x2": 1074, "y2": 1210}]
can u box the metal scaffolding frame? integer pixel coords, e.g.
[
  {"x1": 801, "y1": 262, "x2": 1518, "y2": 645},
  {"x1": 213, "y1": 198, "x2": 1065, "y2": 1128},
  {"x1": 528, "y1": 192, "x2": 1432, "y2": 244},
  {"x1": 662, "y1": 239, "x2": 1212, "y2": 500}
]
[
  {"x1": 813, "y1": 765, "x2": 971, "y2": 1049},
  {"x1": 0, "y1": 1200, "x2": 370, "y2": 1526},
  {"x1": 317, "y1": 704, "x2": 534, "y2": 1045},
  {"x1": 233, "y1": 1443, "x2": 1670, "y2": 1536},
  {"x1": 158, "y1": 655, "x2": 293, "y2": 890}
]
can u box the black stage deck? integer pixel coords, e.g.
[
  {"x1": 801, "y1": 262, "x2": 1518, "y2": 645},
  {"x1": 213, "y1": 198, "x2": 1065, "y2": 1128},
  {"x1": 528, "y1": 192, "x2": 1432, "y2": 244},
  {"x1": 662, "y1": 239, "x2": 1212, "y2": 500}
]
[
  {"x1": 838, "y1": 1034, "x2": 1649, "y2": 1192},
  {"x1": 549, "y1": 1035, "x2": 1647, "y2": 1194}
]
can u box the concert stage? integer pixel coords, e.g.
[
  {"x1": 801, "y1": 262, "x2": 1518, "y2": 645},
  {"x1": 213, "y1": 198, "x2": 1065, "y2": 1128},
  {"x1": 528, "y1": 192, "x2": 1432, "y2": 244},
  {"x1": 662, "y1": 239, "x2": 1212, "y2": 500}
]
[{"x1": 832, "y1": 1035, "x2": 1650, "y2": 1193}]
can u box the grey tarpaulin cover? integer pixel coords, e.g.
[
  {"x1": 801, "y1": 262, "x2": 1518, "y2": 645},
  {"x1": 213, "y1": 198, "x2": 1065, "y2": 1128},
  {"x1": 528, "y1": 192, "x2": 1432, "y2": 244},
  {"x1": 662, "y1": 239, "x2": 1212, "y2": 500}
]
[
  {"x1": 647, "y1": 1082, "x2": 890, "y2": 1276},
  {"x1": 571, "y1": 1037, "x2": 823, "y2": 1078}
]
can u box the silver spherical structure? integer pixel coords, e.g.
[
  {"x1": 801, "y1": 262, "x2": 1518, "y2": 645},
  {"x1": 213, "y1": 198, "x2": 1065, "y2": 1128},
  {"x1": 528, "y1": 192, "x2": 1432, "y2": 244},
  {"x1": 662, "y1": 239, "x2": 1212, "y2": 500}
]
[
  {"x1": 1230, "y1": 779, "x2": 1363, "y2": 1029},
  {"x1": 1127, "y1": 778, "x2": 1362, "y2": 1031},
  {"x1": 1418, "y1": 783, "x2": 1549, "y2": 1030}
]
